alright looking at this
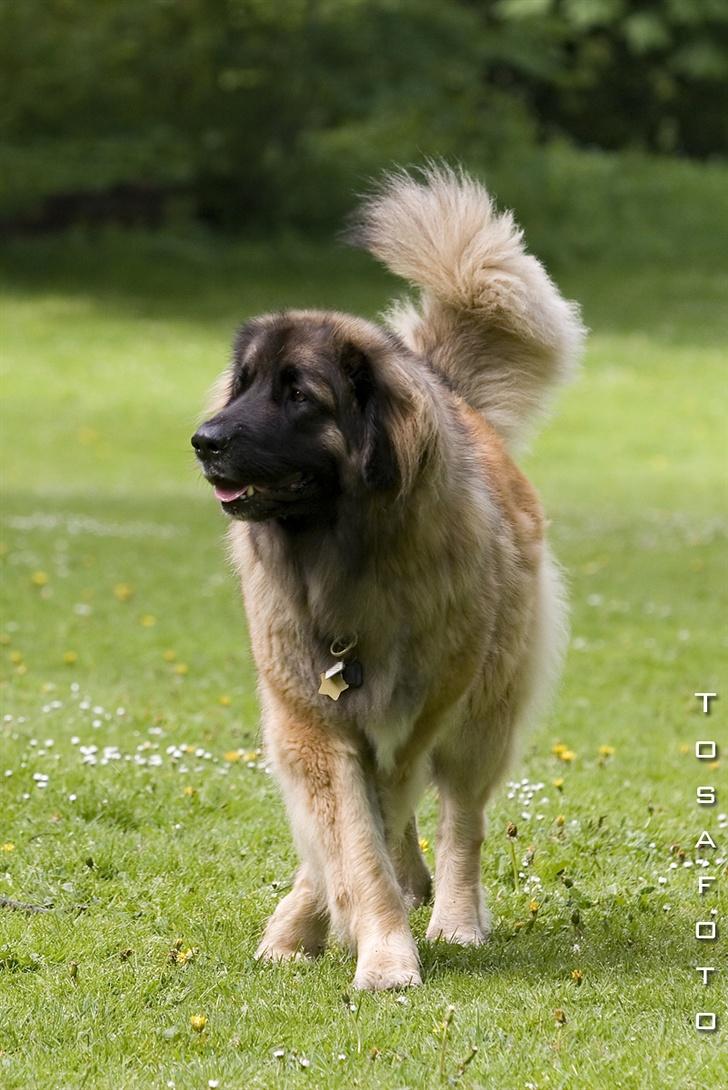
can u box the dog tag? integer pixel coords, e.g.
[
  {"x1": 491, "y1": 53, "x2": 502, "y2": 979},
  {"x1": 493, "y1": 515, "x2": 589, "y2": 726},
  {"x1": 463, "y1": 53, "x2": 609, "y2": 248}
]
[
  {"x1": 318, "y1": 660, "x2": 350, "y2": 701},
  {"x1": 342, "y1": 659, "x2": 363, "y2": 688}
]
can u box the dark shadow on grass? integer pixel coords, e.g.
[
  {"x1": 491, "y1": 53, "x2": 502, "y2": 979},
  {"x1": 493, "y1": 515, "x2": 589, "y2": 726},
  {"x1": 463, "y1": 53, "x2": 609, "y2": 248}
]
[
  {"x1": 2, "y1": 230, "x2": 727, "y2": 348},
  {"x1": 417, "y1": 909, "x2": 696, "y2": 984},
  {"x1": 0, "y1": 230, "x2": 395, "y2": 327}
]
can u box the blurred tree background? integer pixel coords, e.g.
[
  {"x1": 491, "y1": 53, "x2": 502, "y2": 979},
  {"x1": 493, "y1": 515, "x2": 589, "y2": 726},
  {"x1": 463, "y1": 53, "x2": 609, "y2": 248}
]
[{"x1": 1, "y1": 0, "x2": 727, "y2": 236}]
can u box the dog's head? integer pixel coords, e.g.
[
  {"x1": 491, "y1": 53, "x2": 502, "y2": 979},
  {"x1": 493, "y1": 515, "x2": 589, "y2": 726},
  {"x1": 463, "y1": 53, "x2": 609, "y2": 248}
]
[{"x1": 192, "y1": 311, "x2": 432, "y2": 523}]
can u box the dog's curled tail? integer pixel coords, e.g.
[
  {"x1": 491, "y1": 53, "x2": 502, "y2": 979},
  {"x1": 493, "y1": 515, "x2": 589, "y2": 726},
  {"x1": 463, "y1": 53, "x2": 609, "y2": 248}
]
[{"x1": 348, "y1": 164, "x2": 586, "y2": 449}]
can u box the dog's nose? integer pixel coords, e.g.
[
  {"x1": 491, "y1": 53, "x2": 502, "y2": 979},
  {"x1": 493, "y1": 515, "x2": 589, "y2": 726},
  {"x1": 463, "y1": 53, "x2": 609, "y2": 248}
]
[{"x1": 191, "y1": 421, "x2": 230, "y2": 458}]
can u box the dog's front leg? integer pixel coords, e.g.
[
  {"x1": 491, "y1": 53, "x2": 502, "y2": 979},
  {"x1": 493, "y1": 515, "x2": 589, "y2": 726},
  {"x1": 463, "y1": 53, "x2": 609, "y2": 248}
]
[{"x1": 262, "y1": 702, "x2": 421, "y2": 990}]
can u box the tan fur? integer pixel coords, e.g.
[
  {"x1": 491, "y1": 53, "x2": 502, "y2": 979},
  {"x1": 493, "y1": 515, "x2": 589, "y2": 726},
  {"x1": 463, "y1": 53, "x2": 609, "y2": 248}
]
[
  {"x1": 355, "y1": 163, "x2": 585, "y2": 450},
  {"x1": 205, "y1": 167, "x2": 583, "y2": 989}
]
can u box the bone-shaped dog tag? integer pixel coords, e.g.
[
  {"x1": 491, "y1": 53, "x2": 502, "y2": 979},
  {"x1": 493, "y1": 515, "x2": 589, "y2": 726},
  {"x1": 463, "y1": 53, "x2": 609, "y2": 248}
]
[{"x1": 318, "y1": 660, "x2": 350, "y2": 701}]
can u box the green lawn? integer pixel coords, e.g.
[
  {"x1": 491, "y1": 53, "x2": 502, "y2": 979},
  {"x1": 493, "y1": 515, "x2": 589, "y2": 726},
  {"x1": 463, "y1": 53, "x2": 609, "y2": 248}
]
[{"x1": 1, "y1": 209, "x2": 727, "y2": 1089}]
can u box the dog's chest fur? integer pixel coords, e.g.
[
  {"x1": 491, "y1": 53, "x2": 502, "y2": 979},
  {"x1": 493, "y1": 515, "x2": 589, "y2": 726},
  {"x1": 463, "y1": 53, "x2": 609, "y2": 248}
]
[{"x1": 227, "y1": 466, "x2": 532, "y2": 770}]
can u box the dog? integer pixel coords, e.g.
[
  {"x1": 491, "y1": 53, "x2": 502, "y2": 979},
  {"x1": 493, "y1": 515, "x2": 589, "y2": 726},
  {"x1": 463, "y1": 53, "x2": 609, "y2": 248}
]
[{"x1": 192, "y1": 166, "x2": 585, "y2": 989}]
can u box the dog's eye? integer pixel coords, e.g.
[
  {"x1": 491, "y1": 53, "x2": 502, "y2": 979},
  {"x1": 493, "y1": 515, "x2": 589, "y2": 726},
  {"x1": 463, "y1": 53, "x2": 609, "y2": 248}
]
[{"x1": 290, "y1": 388, "x2": 308, "y2": 403}]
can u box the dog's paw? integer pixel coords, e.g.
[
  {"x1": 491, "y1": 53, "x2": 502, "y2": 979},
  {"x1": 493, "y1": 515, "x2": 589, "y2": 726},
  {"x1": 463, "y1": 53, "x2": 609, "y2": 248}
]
[
  {"x1": 400, "y1": 867, "x2": 432, "y2": 910},
  {"x1": 425, "y1": 921, "x2": 489, "y2": 945},
  {"x1": 353, "y1": 960, "x2": 423, "y2": 991},
  {"x1": 256, "y1": 889, "x2": 329, "y2": 961},
  {"x1": 353, "y1": 933, "x2": 422, "y2": 991},
  {"x1": 255, "y1": 939, "x2": 309, "y2": 963},
  {"x1": 426, "y1": 906, "x2": 492, "y2": 946}
]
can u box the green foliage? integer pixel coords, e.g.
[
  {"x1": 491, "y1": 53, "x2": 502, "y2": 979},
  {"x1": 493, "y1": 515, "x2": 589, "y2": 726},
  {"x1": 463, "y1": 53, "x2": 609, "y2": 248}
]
[
  {"x1": 488, "y1": 0, "x2": 728, "y2": 155},
  {"x1": 482, "y1": 144, "x2": 728, "y2": 271},
  {"x1": 1, "y1": 1, "x2": 726, "y2": 226}
]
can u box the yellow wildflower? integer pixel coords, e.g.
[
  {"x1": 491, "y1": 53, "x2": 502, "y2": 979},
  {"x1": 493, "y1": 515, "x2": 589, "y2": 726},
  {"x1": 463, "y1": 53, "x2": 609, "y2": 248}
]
[
  {"x1": 163, "y1": 649, "x2": 177, "y2": 662},
  {"x1": 140, "y1": 614, "x2": 156, "y2": 627},
  {"x1": 182, "y1": 785, "x2": 197, "y2": 797},
  {"x1": 224, "y1": 751, "x2": 241, "y2": 762},
  {"x1": 173, "y1": 663, "x2": 189, "y2": 676},
  {"x1": 218, "y1": 694, "x2": 231, "y2": 706},
  {"x1": 555, "y1": 814, "x2": 565, "y2": 827},
  {"x1": 0, "y1": 842, "x2": 15, "y2": 852},
  {"x1": 598, "y1": 745, "x2": 615, "y2": 758},
  {"x1": 559, "y1": 749, "x2": 576, "y2": 763},
  {"x1": 113, "y1": 583, "x2": 133, "y2": 602},
  {"x1": 418, "y1": 837, "x2": 430, "y2": 852},
  {"x1": 190, "y1": 1014, "x2": 207, "y2": 1033},
  {"x1": 551, "y1": 742, "x2": 567, "y2": 757},
  {"x1": 31, "y1": 571, "x2": 48, "y2": 587},
  {"x1": 169, "y1": 944, "x2": 197, "y2": 965},
  {"x1": 63, "y1": 650, "x2": 78, "y2": 665},
  {"x1": 9, "y1": 650, "x2": 23, "y2": 664},
  {"x1": 553, "y1": 777, "x2": 564, "y2": 790},
  {"x1": 571, "y1": 969, "x2": 583, "y2": 985},
  {"x1": 529, "y1": 899, "x2": 540, "y2": 915}
]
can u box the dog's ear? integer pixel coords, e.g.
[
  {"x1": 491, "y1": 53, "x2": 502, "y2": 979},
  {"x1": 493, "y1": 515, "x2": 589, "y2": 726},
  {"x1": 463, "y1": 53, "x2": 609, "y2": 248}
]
[
  {"x1": 232, "y1": 318, "x2": 264, "y2": 364},
  {"x1": 341, "y1": 343, "x2": 399, "y2": 491}
]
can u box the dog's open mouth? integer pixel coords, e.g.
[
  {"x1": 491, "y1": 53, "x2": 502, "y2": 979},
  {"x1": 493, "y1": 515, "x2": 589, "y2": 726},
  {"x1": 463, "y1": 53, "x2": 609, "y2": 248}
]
[{"x1": 210, "y1": 472, "x2": 312, "y2": 506}]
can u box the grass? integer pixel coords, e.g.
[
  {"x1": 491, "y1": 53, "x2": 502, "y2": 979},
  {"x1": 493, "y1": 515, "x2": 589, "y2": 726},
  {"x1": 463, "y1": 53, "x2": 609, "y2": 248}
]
[{"x1": 1, "y1": 169, "x2": 727, "y2": 1088}]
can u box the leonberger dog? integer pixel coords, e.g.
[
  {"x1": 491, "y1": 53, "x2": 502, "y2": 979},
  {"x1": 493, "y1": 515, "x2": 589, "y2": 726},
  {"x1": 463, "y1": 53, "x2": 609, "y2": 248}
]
[{"x1": 192, "y1": 166, "x2": 585, "y2": 989}]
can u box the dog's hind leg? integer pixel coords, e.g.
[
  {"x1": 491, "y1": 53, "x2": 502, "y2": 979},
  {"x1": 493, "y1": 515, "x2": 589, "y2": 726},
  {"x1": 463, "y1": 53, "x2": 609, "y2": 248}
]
[
  {"x1": 425, "y1": 706, "x2": 512, "y2": 945},
  {"x1": 426, "y1": 700, "x2": 519, "y2": 945},
  {"x1": 256, "y1": 863, "x2": 329, "y2": 961},
  {"x1": 425, "y1": 782, "x2": 491, "y2": 945},
  {"x1": 391, "y1": 816, "x2": 432, "y2": 909}
]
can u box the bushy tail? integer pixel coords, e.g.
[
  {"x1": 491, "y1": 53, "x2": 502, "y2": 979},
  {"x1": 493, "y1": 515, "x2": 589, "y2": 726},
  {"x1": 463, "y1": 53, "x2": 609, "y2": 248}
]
[{"x1": 348, "y1": 164, "x2": 585, "y2": 448}]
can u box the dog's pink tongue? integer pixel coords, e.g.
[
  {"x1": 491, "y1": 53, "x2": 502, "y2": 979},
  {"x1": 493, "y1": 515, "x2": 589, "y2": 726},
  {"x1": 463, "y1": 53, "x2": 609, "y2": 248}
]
[{"x1": 214, "y1": 484, "x2": 247, "y2": 502}]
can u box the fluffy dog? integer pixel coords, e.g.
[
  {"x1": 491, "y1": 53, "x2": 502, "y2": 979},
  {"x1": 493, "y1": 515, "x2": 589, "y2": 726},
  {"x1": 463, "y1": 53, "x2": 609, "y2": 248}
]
[{"x1": 192, "y1": 166, "x2": 585, "y2": 989}]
